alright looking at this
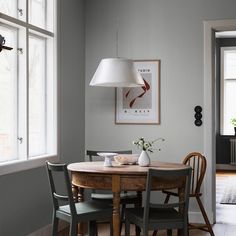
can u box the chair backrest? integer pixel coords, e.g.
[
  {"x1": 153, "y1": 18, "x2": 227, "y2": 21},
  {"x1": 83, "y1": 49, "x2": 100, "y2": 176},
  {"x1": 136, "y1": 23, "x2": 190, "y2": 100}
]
[
  {"x1": 86, "y1": 150, "x2": 132, "y2": 162},
  {"x1": 182, "y1": 152, "x2": 207, "y2": 195},
  {"x1": 144, "y1": 167, "x2": 192, "y2": 228},
  {"x1": 46, "y1": 161, "x2": 76, "y2": 216}
]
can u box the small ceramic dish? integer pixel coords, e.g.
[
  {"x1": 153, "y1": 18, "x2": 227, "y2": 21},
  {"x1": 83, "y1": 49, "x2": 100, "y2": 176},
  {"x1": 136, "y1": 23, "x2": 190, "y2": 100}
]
[
  {"x1": 114, "y1": 154, "x2": 139, "y2": 165},
  {"x1": 97, "y1": 152, "x2": 118, "y2": 167}
]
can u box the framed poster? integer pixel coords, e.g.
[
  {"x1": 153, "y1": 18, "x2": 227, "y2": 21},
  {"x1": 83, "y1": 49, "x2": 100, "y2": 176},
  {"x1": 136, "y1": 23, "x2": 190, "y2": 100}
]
[{"x1": 115, "y1": 60, "x2": 160, "y2": 124}]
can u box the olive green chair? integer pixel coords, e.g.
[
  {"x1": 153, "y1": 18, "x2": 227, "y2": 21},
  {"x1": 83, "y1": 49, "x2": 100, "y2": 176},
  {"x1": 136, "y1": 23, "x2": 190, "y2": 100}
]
[
  {"x1": 46, "y1": 161, "x2": 113, "y2": 236},
  {"x1": 125, "y1": 167, "x2": 192, "y2": 236}
]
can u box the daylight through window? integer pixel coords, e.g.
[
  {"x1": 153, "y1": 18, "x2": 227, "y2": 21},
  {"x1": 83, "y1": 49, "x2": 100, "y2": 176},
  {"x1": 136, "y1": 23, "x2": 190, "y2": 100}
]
[
  {"x1": 220, "y1": 47, "x2": 236, "y2": 135},
  {"x1": 0, "y1": 0, "x2": 57, "y2": 167}
]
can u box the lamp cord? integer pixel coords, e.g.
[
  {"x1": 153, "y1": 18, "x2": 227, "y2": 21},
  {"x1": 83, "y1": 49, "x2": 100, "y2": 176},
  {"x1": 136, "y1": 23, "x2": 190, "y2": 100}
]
[{"x1": 116, "y1": 16, "x2": 119, "y2": 58}]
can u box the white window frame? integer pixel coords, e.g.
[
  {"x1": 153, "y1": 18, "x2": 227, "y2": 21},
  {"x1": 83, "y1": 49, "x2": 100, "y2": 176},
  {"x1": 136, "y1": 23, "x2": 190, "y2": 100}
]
[
  {"x1": 0, "y1": 0, "x2": 59, "y2": 176},
  {"x1": 220, "y1": 46, "x2": 236, "y2": 135}
]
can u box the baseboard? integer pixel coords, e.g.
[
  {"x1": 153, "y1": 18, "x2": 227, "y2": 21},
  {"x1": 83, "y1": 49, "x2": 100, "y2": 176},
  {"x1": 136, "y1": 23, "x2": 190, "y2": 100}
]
[
  {"x1": 28, "y1": 211, "x2": 214, "y2": 235},
  {"x1": 189, "y1": 210, "x2": 214, "y2": 224},
  {"x1": 27, "y1": 224, "x2": 51, "y2": 236},
  {"x1": 27, "y1": 221, "x2": 69, "y2": 236}
]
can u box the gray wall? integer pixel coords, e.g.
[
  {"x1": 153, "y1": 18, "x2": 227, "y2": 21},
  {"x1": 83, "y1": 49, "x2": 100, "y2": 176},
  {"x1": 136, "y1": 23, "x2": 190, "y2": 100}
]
[
  {"x1": 85, "y1": 0, "x2": 236, "y2": 220},
  {"x1": 0, "y1": 0, "x2": 85, "y2": 235}
]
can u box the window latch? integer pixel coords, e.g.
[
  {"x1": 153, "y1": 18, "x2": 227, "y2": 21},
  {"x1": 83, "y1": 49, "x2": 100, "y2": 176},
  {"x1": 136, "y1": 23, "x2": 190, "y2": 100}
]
[
  {"x1": 18, "y1": 8, "x2": 23, "y2": 16},
  {"x1": 17, "y1": 48, "x2": 23, "y2": 54},
  {"x1": 17, "y1": 137, "x2": 23, "y2": 144}
]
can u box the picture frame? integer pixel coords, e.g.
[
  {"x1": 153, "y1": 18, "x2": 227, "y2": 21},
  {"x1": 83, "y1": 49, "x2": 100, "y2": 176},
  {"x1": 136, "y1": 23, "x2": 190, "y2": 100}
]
[{"x1": 115, "y1": 60, "x2": 160, "y2": 124}]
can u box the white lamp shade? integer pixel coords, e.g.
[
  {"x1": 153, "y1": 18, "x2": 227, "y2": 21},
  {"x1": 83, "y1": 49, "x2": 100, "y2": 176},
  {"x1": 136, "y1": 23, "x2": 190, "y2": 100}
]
[{"x1": 89, "y1": 58, "x2": 144, "y2": 87}]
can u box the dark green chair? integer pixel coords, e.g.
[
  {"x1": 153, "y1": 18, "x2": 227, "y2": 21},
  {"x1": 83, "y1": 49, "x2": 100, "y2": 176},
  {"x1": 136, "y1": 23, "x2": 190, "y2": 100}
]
[
  {"x1": 161, "y1": 152, "x2": 215, "y2": 236},
  {"x1": 86, "y1": 150, "x2": 141, "y2": 234},
  {"x1": 46, "y1": 161, "x2": 113, "y2": 236},
  {"x1": 125, "y1": 167, "x2": 192, "y2": 236}
]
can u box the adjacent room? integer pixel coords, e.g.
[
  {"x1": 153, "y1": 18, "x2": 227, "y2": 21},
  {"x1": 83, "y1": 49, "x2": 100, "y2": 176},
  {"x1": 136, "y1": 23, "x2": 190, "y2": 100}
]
[
  {"x1": 215, "y1": 30, "x2": 236, "y2": 227},
  {"x1": 1, "y1": 0, "x2": 236, "y2": 236}
]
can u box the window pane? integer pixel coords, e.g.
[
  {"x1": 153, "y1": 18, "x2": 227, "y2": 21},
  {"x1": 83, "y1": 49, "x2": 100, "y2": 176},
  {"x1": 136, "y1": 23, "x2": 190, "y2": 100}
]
[
  {"x1": 224, "y1": 50, "x2": 236, "y2": 79},
  {"x1": 223, "y1": 80, "x2": 236, "y2": 135},
  {"x1": 0, "y1": 25, "x2": 17, "y2": 162},
  {"x1": 29, "y1": 0, "x2": 46, "y2": 29},
  {"x1": 0, "y1": 0, "x2": 17, "y2": 18},
  {"x1": 0, "y1": 0, "x2": 25, "y2": 21},
  {"x1": 29, "y1": 35, "x2": 46, "y2": 156}
]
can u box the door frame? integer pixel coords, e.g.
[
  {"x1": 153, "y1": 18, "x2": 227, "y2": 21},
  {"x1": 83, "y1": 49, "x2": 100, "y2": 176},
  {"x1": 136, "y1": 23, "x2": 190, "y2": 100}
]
[{"x1": 204, "y1": 19, "x2": 236, "y2": 223}]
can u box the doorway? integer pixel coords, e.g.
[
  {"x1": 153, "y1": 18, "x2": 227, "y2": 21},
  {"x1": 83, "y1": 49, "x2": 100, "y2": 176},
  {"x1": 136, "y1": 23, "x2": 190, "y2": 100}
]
[
  {"x1": 215, "y1": 31, "x2": 236, "y2": 224},
  {"x1": 204, "y1": 19, "x2": 236, "y2": 225}
]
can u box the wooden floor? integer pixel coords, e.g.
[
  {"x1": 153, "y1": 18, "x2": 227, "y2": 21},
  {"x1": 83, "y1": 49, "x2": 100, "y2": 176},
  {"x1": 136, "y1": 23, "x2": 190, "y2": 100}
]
[
  {"x1": 60, "y1": 171, "x2": 236, "y2": 235},
  {"x1": 96, "y1": 223, "x2": 236, "y2": 236}
]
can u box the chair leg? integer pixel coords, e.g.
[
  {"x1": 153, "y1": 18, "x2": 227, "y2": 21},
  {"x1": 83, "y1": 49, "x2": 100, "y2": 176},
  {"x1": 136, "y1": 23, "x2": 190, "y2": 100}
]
[
  {"x1": 152, "y1": 230, "x2": 158, "y2": 236},
  {"x1": 184, "y1": 227, "x2": 189, "y2": 236},
  {"x1": 164, "y1": 193, "x2": 171, "y2": 204},
  {"x1": 70, "y1": 220, "x2": 78, "y2": 236},
  {"x1": 110, "y1": 220, "x2": 113, "y2": 236},
  {"x1": 167, "y1": 229, "x2": 172, "y2": 236},
  {"x1": 125, "y1": 217, "x2": 130, "y2": 236},
  {"x1": 143, "y1": 228, "x2": 148, "y2": 236},
  {"x1": 120, "y1": 203, "x2": 126, "y2": 234},
  {"x1": 136, "y1": 226, "x2": 141, "y2": 236},
  {"x1": 186, "y1": 216, "x2": 189, "y2": 236},
  {"x1": 196, "y1": 196, "x2": 215, "y2": 236},
  {"x1": 88, "y1": 221, "x2": 96, "y2": 236},
  {"x1": 52, "y1": 213, "x2": 58, "y2": 236}
]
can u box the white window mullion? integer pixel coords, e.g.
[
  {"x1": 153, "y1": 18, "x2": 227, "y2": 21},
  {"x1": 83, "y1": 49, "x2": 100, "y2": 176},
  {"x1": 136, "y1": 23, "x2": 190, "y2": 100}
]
[
  {"x1": 25, "y1": 0, "x2": 29, "y2": 161},
  {"x1": 17, "y1": 26, "x2": 28, "y2": 160},
  {"x1": 26, "y1": 27, "x2": 29, "y2": 159},
  {"x1": 26, "y1": 0, "x2": 29, "y2": 23},
  {"x1": 44, "y1": 37, "x2": 47, "y2": 153}
]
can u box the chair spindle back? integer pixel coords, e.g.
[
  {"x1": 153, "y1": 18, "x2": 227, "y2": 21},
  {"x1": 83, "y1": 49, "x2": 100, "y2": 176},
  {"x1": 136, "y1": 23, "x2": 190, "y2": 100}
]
[{"x1": 183, "y1": 152, "x2": 206, "y2": 195}]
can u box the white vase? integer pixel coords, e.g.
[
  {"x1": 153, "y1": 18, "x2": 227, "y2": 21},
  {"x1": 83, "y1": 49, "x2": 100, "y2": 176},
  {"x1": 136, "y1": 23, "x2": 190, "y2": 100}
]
[{"x1": 138, "y1": 150, "x2": 150, "y2": 167}]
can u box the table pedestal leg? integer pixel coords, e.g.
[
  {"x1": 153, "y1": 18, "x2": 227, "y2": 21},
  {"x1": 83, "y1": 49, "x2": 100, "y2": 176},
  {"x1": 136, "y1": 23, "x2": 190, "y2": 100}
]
[
  {"x1": 112, "y1": 175, "x2": 121, "y2": 236},
  {"x1": 72, "y1": 184, "x2": 79, "y2": 202},
  {"x1": 113, "y1": 192, "x2": 121, "y2": 236}
]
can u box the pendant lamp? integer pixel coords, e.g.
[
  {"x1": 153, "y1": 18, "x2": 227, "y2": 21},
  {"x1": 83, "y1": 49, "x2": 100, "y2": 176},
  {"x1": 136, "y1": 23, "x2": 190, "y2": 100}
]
[
  {"x1": 89, "y1": 11, "x2": 144, "y2": 88},
  {"x1": 89, "y1": 58, "x2": 144, "y2": 87}
]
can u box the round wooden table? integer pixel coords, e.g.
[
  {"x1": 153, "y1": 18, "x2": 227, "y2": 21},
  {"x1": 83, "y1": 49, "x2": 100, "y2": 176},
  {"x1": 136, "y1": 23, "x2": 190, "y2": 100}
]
[{"x1": 68, "y1": 161, "x2": 188, "y2": 236}]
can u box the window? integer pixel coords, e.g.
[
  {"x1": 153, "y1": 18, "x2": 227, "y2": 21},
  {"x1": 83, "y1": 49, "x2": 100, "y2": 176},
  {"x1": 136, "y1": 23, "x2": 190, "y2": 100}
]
[
  {"x1": 0, "y1": 0, "x2": 57, "y2": 174},
  {"x1": 220, "y1": 47, "x2": 236, "y2": 135}
]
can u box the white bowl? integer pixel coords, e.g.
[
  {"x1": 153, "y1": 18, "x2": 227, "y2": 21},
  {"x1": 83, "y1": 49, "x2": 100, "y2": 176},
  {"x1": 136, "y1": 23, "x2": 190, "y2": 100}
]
[{"x1": 114, "y1": 154, "x2": 139, "y2": 165}]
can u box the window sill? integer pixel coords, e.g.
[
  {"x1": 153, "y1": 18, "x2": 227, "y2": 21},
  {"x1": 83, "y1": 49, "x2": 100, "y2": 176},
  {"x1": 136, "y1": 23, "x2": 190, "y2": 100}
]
[
  {"x1": 0, "y1": 154, "x2": 59, "y2": 176},
  {"x1": 217, "y1": 134, "x2": 236, "y2": 138}
]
